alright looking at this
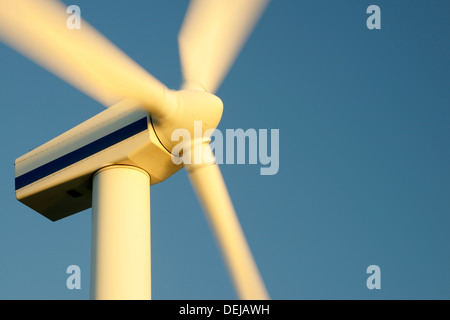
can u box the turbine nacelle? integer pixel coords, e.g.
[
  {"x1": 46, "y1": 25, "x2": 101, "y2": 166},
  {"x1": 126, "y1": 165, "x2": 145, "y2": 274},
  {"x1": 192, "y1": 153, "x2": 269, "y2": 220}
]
[{"x1": 14, "y1": 100, "x2": 182, "y2": 221}]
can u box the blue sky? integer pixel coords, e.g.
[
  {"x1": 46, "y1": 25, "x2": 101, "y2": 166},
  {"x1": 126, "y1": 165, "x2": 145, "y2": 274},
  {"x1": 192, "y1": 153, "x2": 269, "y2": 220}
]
[{"x1": 0, "y1": 0, "x2": 449, "y2": 299}]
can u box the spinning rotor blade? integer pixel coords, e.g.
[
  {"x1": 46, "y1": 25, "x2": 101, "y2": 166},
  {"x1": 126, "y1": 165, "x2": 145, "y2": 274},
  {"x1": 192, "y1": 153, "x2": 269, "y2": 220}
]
[
  {"x1": 179, "y1": 0, "x2": 270, "y2": 93},
  {"x1": 0, "y1": 0, "x2": 172, "y2": 118},
  {"x1": 186, "y1": 146, "x2": 269, "y2": 300}
]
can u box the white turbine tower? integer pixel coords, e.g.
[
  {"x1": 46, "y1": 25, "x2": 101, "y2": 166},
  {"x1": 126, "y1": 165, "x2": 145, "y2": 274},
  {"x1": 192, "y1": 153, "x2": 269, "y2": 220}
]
[{"x1": 0, "y1": 0, "x2": 270, "y2": 300}]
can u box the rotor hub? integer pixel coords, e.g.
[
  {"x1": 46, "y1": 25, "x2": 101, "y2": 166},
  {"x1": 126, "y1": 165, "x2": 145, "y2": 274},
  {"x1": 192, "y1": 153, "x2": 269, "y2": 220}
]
[{"x1": 151, "y1": 89, "x2": 223, "y2": 156}]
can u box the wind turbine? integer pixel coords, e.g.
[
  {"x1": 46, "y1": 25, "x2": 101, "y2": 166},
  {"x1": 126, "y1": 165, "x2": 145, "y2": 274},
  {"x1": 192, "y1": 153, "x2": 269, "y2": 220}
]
[{"x1": 0, "y1": 0, "x2": 270, "y2": 300}]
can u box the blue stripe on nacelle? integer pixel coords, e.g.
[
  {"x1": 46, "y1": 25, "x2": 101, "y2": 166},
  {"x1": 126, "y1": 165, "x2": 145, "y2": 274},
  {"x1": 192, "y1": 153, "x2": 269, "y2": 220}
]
[{"x1": 15, "y1": 117, "x2": 148, "y2": 190}]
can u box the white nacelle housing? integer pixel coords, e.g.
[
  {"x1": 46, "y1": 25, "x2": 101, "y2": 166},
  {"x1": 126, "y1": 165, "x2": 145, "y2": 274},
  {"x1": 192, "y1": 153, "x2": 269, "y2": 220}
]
[{"x1": 15, "y1": 101, "x2": 182, "y2": 221}]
